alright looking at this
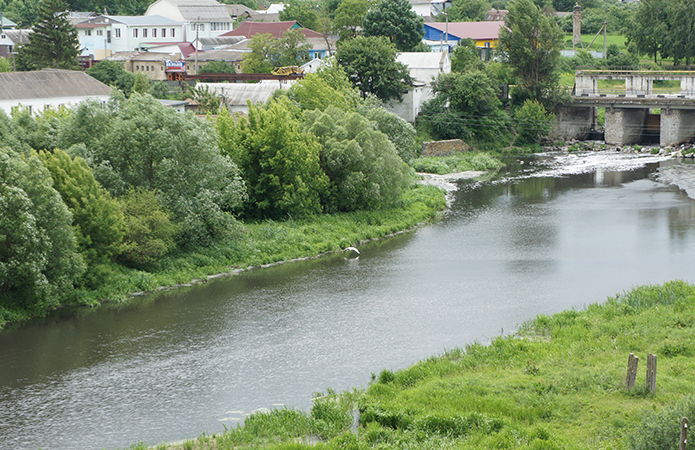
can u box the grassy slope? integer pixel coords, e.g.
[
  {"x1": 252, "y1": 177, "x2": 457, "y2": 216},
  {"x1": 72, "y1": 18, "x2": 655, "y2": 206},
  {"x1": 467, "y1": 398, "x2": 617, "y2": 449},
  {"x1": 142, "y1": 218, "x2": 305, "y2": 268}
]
[
  {"x1": 135, "y1": 281, "x2": 695, "y2": 450},
  {"x1": 0, "y1": 184, "x2": 448, "y2": 329}
]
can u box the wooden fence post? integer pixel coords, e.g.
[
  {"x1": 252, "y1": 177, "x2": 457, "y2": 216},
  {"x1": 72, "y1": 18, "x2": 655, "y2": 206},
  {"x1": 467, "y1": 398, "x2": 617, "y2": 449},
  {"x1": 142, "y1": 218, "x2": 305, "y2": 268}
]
[
  {"x1": 626, "y1": 353, "x2": 639, "y2": 390},
  {"x1": 680, "y1": 417, "x2": 688, "y2": 450},
  {"x1": 646, "y1": 353, "x2": 657, "y2": 393}
]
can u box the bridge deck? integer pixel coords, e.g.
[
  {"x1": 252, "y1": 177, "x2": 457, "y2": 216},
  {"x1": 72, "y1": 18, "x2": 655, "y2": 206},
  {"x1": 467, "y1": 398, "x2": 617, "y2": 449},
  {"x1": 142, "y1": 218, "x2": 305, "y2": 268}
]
[{"x1": 571, "y1": 95, "x2": 695, "y2": 109}]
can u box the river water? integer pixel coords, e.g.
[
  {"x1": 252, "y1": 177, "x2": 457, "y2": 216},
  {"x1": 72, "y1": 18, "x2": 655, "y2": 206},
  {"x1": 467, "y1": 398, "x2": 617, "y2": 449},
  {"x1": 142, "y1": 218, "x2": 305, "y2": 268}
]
[{"x1": 2, "y1": 152, "x2": 695, "y2": 450}]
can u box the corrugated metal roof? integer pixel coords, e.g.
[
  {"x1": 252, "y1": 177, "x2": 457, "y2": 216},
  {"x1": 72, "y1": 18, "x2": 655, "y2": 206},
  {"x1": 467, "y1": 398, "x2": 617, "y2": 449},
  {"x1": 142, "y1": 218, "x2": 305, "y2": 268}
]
[
  {"x1": 185, "y1": 48, "x2": 244, "y2": 61},
  {"x1": 0, "y1": 69, "x2": 112, "y2": 102},
  {"x1": 178, "y1": 5, "x2": 234, "y2": 21},
  {"x1": 221, "y1": 21, "x2": 324, "y2": 39},
  {"x1": 198, "y1": 36, "x2": 245, "y2": 46},
  {"x1": 80, "y1": 15, "x2": 183, "y2": 26},
  {"x1": 2, "y1": 29, "x2": 31, "y2": 44},
  {"x1": 197, "y1": 82, "x2": 287, "y2": 105}
]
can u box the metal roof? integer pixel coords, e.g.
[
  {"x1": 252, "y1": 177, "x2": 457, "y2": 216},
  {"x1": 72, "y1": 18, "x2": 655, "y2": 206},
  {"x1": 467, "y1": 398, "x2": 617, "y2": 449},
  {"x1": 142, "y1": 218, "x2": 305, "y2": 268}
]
[
  {"x1": 0, "y1": 69, "x2": 112, "y2": 102},
  {"x1": 397, "y1": 52, "x2": 448, "y2": 69},
  {"x1": 79, "y1": 15, "x2": 184, "y2": 26},
  {"x1": 425, "y1": 21, "x2": 504, "y2": 40},
  {"x1": 177, "y1": 5, "x2": 234, "y2": 21},
  {"x1": 197, "y1": 82, "x2": 287, "y2": 105},
  {"x1": 221, "y1": 21, "x2": 324, "y2": 39},
  {"x1": 185, "y1": 48, "x2": 244, "y2": 61}
]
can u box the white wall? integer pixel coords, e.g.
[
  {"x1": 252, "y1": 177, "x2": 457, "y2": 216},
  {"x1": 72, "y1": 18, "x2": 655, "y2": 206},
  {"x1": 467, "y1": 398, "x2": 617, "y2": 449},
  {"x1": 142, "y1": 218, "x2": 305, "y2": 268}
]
[{"x1": 0, "y1": 95, "x2": 111, "y2": 116}]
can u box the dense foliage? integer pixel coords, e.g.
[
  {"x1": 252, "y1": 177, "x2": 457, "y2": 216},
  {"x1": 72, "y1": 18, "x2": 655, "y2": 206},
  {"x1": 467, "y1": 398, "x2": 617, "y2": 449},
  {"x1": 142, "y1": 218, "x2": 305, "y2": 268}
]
[
  {"x1": 241, "y1": 30, "x2": 312, "y2": 73},
  {"x1": 498, "y1": 0, "x2": 564, "y2": 107},
  {"x1": 361, "y1": 0, "x2": 424, "y2": 52},
  {"x1": 336, "y1": 36, "x2": 413, "y2": 101}
]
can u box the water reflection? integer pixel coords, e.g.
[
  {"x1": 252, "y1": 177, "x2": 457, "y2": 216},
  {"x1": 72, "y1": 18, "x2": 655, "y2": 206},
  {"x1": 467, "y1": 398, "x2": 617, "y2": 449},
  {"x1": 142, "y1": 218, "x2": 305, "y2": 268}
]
[{"x1": 2, "y1": 155, "x2": 695, "y2": 450}]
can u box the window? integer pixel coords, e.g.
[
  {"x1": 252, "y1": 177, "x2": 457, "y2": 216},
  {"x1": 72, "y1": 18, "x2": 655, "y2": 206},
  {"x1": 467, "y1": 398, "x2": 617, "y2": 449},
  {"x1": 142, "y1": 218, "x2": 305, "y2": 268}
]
[
  {"x1": 133, "y1": 28, "x2": 138, "y2": 38},
  {"x1": 143, "y1": 28, "x2": 147, "y2": 38},
  {"x1": 115, "y1": 28, "x2": 121, "y2": 38},
  {"x1": 85, "y1": 29, "x2": 91, "y2": 36},
  {"x1": 162, "y1": 28, "x2": 166, "y2": 38},
  {"x1": 171, "y1": 28, "x2": 175, "y2": 38},
  {"x1": 199, "y1": 24, "x2": 204, "y2": 32},
  {"x1": 136, "y1": 65, "x2": 139, "y2": 70},
  {"x1": 96, "y1": 29, "x2": 103, "y2": 36},
  {"x1": 152, "y1": 28, "x2": 157, "y2": 38}
]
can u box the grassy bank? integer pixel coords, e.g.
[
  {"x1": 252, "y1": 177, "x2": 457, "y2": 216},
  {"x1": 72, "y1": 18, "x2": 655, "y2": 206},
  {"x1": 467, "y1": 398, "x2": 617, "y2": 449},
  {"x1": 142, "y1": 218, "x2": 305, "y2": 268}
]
[
  {"x1": 130, "y1": 280, "x2": 695, "y2": 450},
  {"x1": 0, "y1": 184, "x2": 447, "y2": 330}
]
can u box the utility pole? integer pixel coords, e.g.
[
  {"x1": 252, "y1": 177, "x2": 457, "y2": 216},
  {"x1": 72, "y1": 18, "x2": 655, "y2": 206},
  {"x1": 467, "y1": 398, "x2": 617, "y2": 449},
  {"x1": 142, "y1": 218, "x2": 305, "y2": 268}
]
[{"x1": 194, "y1": 17, "x2": 199, "y2": 75}]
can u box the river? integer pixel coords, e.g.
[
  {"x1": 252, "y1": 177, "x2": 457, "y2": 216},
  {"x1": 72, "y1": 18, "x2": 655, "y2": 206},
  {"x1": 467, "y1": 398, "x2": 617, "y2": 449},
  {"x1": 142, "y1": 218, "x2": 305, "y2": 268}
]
[{"x1": 1, "y1": 151, "x2": 695, "y2": 450}]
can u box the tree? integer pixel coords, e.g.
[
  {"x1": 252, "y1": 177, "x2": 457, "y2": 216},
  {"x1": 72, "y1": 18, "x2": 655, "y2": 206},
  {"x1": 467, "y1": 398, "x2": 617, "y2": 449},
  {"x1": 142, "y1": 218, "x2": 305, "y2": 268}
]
[
  {"x1": 279, "y1": 0, "x2": 320, "y2": 31},
  {"x1": 0, "y1": 146, "x2": 84, "y2": 312},
  {"x1": 498, "y1": 0, "x2": 563, "y2": 105},
  {"x1": 0, "y1": 57, "x2": 12, "y2": 72},
  {"x1": 131, "y1": 72, "x2": 149, "y2": 94},
  {"x1": 18, "y1": 0, "x2": 79, "y2": 70},
  {"x1": 451, "y1": 39, "x2": 486, "y2": 73},
  {"x1": 38, "y1": 149, "x2": 125, "y2": 262},
  {"x1": 448, "y1": 0, "x2": 491, "y2": 22},
  {"x1": 91, "y1": 94, "x2": 246, "y2": 246},
  {"x1": 336, "y1": 36, "x2": 413, "y2": 101},
  {"x1": 241, "y1": 31, "x2": 312, "y2": 73},
  {"x1": 217, "y1": 99, "x2": 329, "y2": 219},
  {"x1": 302, "y1": 106, "x2": 411, "y2": 212},
  {"x1": 419, "y1": 71, "x2": 510, "y2": 144},
  {"x1": 288, "y1": 58, "x2": 361, "y2": 110},
  {"x1": 363, "y1": 106, "x2": 418, "y2": 164},
  {"x1": 512, "y1": 99, "x2": 554, "y2": 145},
  {"x1": 118, "y1": 188, "x2": 176, "y2": 268},
  {"x1": 334, "y1": 0, "x2": 372, "y2": 40},
  {"x1": 361, "y1": 0, "x2": 424, "y2": 52},
  {"x1": 199, "y1": 60, "x2": 237, "y2": 75},
  {"x1": 665, "y1": 0, "x2": 695, "y2": 66},
  {"x1": 86, "y1": 60, "x2": 136, "y2": 95}
]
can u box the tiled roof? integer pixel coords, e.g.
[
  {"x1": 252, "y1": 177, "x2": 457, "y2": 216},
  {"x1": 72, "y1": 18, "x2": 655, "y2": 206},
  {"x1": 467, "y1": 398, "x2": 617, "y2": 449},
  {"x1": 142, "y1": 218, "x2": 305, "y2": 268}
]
[
  {"x1": 221, "y1": 20, "x2": 323, "y2": 39},
  {"x1": 0, "y1": 69, "x2": 112, "y2": 101}
]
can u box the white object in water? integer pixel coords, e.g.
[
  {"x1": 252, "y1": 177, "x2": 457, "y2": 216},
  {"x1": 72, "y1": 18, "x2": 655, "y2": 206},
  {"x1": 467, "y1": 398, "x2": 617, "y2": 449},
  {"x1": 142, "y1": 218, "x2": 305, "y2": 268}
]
[{"x1": 344, "y1": 246, "x2": 360, "y2": 255}]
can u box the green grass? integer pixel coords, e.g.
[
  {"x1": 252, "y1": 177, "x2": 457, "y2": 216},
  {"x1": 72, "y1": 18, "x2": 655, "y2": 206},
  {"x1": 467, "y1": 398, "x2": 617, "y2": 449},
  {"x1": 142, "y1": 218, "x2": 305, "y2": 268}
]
[
  {"x1": 412, "y1": 152, "x2": 503, "y2": 175},
  {"x1": 0, "y1": 184, "x2": 447, "y2": 329},
  {"x1": 563, "y1": 33, "x2": 627, "y2": 51},
  {"x1": 131, "y1": 280, "x2": 695, "y2": 449}
]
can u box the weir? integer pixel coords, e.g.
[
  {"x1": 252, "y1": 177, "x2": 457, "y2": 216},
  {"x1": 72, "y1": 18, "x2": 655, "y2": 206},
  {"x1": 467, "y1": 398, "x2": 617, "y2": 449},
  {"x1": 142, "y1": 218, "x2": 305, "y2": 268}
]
[{"x1": 554, "y1": 70, "x2": 695, "y2": 146}]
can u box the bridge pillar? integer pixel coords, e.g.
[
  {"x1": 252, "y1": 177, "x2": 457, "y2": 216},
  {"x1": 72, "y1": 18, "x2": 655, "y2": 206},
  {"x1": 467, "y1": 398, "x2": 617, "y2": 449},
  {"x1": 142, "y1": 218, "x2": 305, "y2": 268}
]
[
  {"x1": 681, "y1": 75, "x2": 695, "y2": 97},
  {"x1": 604, "y1": 107, "x2": 648, "y2": 145},
  {"x1": 575, "y1": 73, "x2": 596, "y2": 96},
  {"x1": 625, "y1": 76, "x2": 651, "y2": 96},
  {"x1": 550, "y1": 105, "x2": 594, "y2": 140},
  {"x1": 661, "y1": 109, "x2": 695, "y2": 146}
]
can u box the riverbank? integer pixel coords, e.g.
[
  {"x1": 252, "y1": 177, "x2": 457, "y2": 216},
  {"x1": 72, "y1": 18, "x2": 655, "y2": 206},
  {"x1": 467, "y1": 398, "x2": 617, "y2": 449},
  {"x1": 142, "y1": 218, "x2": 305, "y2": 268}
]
[
  {"x1": 128, "y1": 280, "x2": 695, "y2": 450},
  {"x1": 0, "y1": 183, "x2": 449, "y2": 331}
]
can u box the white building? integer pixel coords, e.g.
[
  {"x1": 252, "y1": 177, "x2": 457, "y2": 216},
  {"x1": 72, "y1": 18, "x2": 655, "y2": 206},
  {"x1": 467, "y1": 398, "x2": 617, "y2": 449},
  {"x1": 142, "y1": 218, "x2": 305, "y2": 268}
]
[
  {"x1": 76, "y1": 15, "x2": 186, "y2": 59},
  {"x1": 384, "y1": 52, "x2": 451, "y2": 123},
  {"x1": 0, "y1": 69, "x2": 112, "y2": 115},
  {"x1": 145, "y1": 0, "x2": 235, "y2": 42}
]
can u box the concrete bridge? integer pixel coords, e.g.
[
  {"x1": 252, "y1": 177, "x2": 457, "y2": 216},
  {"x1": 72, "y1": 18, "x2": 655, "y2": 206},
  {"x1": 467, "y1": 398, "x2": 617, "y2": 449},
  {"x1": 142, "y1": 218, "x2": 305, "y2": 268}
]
[{"x1": 553, "y1": 70, "x2": 695, "y2": 146}]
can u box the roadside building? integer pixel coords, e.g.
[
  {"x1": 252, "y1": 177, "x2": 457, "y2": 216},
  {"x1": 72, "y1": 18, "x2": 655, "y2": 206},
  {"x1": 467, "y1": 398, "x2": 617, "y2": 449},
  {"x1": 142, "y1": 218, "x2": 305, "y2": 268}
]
[
  {"x1": 145, "y1": 0, "x2": 235, "y2": 42},
  {"x1": 0, "y1": 69, "x2": 112, "y2": 115},
  {"x1": 129, "y1": 51, "x2": 185, "y2": 80},
  {"x1": 185, "y1": 48, "x2": 245, "y2": 73},
  {"x1": 198, "y1": 81, "x2": 293, "y2": 114},
  {"x1": 76, "y1": 15, "x2": 185, "y2": 59}
]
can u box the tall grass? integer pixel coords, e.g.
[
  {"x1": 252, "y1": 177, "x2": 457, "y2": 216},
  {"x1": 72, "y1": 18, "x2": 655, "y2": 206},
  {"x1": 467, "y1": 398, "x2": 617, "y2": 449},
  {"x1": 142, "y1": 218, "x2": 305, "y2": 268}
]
[
  {"x1": 121, "y1": 281, "x2": 695, "y2": 449},
  {"x1": 412, "y1": 152, "x2": 504, "y2": 175}
]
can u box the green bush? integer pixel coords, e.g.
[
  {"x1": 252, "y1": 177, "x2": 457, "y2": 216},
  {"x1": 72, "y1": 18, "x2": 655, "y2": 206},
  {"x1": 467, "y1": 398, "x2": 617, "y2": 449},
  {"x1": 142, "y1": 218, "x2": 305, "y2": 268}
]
[
  {"x1": 630, "y1": 395, "x2": 695, "y2": 450},
  {"x1": 513, "y1": 99, "x2": 555, "y2": 146}
]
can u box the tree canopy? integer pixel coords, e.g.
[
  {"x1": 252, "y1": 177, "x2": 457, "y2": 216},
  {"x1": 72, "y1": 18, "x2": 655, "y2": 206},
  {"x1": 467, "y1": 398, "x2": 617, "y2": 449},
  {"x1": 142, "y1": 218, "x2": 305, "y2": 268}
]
[
  {"x1": 498, "y1": 0, "x2": 563, "y2": 106},
  {"x1": 241, "y1": 30, "x2": 312, "y2": 73},
  {"x1": 361, "y1": 0, "x2": 424, "y2": 52},
  {"x1": 336, "y1": 36, "x2": 413, "y2": 102}
]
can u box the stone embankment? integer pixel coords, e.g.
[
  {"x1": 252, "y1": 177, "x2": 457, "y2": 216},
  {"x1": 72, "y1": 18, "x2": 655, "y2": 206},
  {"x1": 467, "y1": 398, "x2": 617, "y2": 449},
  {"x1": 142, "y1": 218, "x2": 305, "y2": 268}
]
[{"x1": 547, "y1": 139, "x2": 695, "y2": 157}]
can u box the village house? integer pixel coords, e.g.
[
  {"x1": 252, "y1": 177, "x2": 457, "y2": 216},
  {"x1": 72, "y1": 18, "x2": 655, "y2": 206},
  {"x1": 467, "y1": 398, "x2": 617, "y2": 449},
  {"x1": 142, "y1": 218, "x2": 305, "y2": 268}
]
[
  {"x1": 145, "y1": 0, "x2": 235, "y2": 42},
  {"x1": 0, "y1": 69, "x2": 112, "y2": 115},
  {"x1": 76, "y1": 15, "x2": 186, "y2": 60},
  {"x1": 0, "y1": 17, "x2": 29, "y2": 59},
  {"x1": 384, "y1": 52, "x2": 451, "y2": 123},
  {"x1": 423, "y1": 21, "x2": 504, "y2": 53}
]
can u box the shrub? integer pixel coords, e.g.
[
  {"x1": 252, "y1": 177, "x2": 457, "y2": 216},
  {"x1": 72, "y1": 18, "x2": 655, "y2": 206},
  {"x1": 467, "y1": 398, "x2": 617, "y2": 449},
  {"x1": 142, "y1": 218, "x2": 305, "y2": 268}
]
[{"x1": 513, "y1": 99, "x2": 555, "y2": 146}]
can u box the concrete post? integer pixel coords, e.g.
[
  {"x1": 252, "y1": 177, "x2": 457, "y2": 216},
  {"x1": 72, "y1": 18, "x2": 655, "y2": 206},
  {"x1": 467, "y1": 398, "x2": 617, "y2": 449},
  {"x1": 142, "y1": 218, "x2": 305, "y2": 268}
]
[
  {"x1": 661, "y1": 109, "x2": 695, "y2": 146},
  {"x1": 604, "y1": 108, "x2": 648, "y2": 145}
]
